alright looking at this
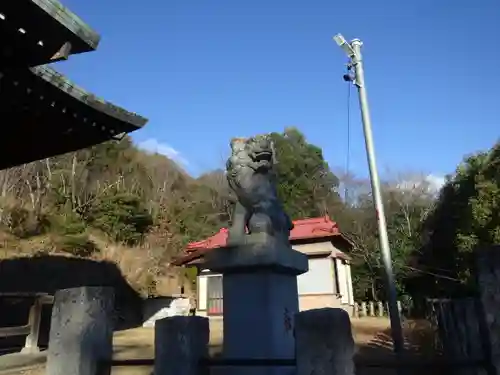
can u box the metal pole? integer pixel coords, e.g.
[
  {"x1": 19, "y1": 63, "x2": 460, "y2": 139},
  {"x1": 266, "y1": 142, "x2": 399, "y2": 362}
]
[{"x1": 348, "y1": 39, "x2": 405, "y2": 355}]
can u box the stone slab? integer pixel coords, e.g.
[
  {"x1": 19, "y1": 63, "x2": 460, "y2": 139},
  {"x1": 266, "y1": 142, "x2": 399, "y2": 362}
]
[
  {"x1": 295, "y1": 308, "x2": 355, "y2": 375},
  {"x1": 154, "y1": 316, "x2": 209, "y2": 375},
  {"x1": 45, "y1": 287, "x2": 114, "y2": 375},
  {"x1": 204, "y1": 233, "x2": 308, "y2": 276}
]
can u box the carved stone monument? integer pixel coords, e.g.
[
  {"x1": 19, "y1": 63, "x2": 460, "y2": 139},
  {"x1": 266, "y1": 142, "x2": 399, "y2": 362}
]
[
  {"x1": 205, "y1": 134, "x2": 308, "y2": 375},
  {"x1": 225, "y1": 135, "x2": 293, "y2": 245}
]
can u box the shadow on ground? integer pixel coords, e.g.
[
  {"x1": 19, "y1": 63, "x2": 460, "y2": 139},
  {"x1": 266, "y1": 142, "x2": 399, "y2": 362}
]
[
  {"x1": 355, "y1": 320, "x2": 445, "y2": 375},
  {"x1": 0, "y1": 255, "x2": 143, "y2": 351}
]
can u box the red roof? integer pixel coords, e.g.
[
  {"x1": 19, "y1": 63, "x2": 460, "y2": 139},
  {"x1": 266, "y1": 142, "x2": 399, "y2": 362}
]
[
  {"x1": 186, "y1": 216, "x2": 342, "y2": 252},
  {"x1": 173, "y1": 216, "x2": 352, "y2": 266}
]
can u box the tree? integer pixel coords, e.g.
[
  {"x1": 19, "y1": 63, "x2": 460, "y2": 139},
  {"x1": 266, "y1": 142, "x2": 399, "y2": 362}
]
[
  {"x1": 336, "y1": 173, "x2": 436, "y2": 300},
  {"x1": 416, "y1": 141, "x2": 500, "y2": 297},
  {"x1": 0, "y1": 136, "x2": 203, "y2": 295},
  {"x1": 188, "y1": 128, "x2": 343, "y2": 236},
  {"x1": 4, "y1": 125, "x2": 451, "y2": 300},
  {"x1": 86, "y1": 192, "x2": 153, "y2": 245},
  {"x1": 270, "y1": 127, "x2": 341, "y2": 219}
]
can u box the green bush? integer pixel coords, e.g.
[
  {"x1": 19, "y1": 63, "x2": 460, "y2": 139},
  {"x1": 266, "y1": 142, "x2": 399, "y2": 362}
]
[
  {"x1": 2, "y1": 205, "x2": 50, "y2": 238},
  {"x1": 55, "y1": 234, "x2": 98, "y2": 257},
  {"x1": 49, "y1": 211, "x2": 87, "y2": 235},
  {"x1": 87, "y1": 193, "x2": 153, "y2": 245}
]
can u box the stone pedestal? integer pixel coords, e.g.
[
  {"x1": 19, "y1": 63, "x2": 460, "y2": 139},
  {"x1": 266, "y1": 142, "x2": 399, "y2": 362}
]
[
  {"x1": 154, "y1": 316, "x2": 209, "y2": 375},
  {"x1": 295, "y1": 308, "x2": 355, "y2": 375},
  {"x1": 205, "y1": 233, "x2": 308, "y2": 375},
  {"x1": 46, "y1": 287, "x2": 114, "y2": 375}
]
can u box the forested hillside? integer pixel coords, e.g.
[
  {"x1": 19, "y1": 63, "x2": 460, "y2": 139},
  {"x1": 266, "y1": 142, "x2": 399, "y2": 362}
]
[{"x1": 0, "y1": 127, "x2": 498, "y2": 301}]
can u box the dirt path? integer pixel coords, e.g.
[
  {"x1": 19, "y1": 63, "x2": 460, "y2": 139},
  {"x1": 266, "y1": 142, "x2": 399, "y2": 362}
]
[{"x1": 1, "y1": 318, "x2": 430, "y2": 375}]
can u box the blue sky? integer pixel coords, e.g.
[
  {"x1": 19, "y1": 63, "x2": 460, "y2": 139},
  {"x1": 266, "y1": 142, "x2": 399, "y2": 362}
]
[{"x1": 56, "y1": 0, "x2": 500, "y2": 180}]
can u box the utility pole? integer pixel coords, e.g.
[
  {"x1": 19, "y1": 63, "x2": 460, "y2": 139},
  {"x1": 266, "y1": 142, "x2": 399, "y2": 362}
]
[{"x1": 333, "y1": 34, "x2": 405, "y2": 355}]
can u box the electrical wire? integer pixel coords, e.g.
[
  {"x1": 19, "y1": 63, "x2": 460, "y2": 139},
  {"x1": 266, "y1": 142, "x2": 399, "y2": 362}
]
[{"x1": 344, "y1": 78, "x2": 352, "y2": 202}]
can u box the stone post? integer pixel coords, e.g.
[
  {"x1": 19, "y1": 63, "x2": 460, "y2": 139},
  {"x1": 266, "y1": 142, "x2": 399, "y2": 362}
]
[
  {"x1": 154, "y1": 316, "x2": 209, "y2": 375},
  {"x1": 205, "y1": 233, "x2": 308, "y2": 375},
  {"x1": 368, "y1": 301, "x2": 375, "y2": 317},
  {"x1": 21, "y1": 297, "x2": 42, "y2": 354},
  {"x1": 353, "y1": 302, "x2": 359, "y2": 318},
  {"x1": 295, "y1": 308, "x2": 355, "y2": 375},
  {"x1": 476, "y1": 245, "x2": 500, "y2": 374},
  {"x1": 361, "y1": 302, "x2": 367, "y2": 317},
  {"x1": 46, "y1": 287, "x2": 114, "y2": 375},
  {"x1": 377, "y1": 301, "x2": 384, "y2": 317}
]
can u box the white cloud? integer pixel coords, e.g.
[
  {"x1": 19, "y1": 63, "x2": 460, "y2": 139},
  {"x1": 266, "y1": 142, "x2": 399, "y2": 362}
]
[
  {"x1": 396, "y1": 174, "x2": 446, "y2": 194},
  {"x1": 138, "y1": 138, "x2": 189, "y2": 166},
  {"x1": 425, "y1": 174, "x2": 446, "y2": 192}
]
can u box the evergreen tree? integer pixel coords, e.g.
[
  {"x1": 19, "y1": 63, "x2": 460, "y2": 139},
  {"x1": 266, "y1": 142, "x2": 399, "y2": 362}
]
[
  {"x1": 416, "y1": 141, "x2": 500, "y2": 296},
  {"x1": 270, "y1": 127, "x2": 341, "y2": 219}
]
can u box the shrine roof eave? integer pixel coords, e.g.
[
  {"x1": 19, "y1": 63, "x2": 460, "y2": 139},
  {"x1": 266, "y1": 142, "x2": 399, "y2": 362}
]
[
  {"x1": 31, "y1": 65, "x2": 148, "y2": 128},
  {"x1": 30, "y1": 0, "x2": 100, "y2": 51},
  {"x1": 1, "y1": 0, "x2": 100, "y2": 67},
  {"x1": 0, "y1": 66, "x2": 147, "y2": 169},
  {"x1": 4, "y1": 0, "x2": 100, "y2": 51}
]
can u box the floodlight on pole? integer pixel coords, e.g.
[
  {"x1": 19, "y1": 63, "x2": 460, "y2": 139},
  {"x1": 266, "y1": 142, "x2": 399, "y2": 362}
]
[
  {"x1": 332, "y1": 34, "x2": 405, "y2": 356},
  {"x1": 333, "y1": 33, "x2": 356, "y2": 59}
]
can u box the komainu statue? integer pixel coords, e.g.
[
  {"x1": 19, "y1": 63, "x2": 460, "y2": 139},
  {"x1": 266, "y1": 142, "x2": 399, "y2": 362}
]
[{"x1": 226, "y1": 134, "x2": 293, "y2": 245}]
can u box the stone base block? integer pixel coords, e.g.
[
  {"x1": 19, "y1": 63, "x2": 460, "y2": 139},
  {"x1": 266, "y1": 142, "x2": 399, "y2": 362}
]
[
  {"x1": 46, "y1": 287, "x2": 114, "y2": 375},
  {"x1": 295, "y1": 308, "x2": 355, "y2": 375},
  {"x1": 154, "y1": 316, "x2": 209, "y2": 375},
  {"x1": 204, "y1": 233, "x2": 308, "y2": 276}
]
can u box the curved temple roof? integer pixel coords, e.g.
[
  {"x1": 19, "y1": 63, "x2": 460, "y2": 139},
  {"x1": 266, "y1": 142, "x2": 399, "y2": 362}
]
[
  {"x1": 30, "y1": 0, "x2": 101, "y2": 50},
  {"x1": 173, "y1": 216, "x2": 353, "y2": 266},
  {"x1": 1, "y1": 0, "x2": 101, "y2": 67},
  {"x1": 31, "y1": 65, "x2": 147, "y2": 128},
  {"x1": 0, "y1": 65, "x2": 147, "y2": 169},
  {"x1": 0, "y1": 0, "x2": 148, "y2": 169}
]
